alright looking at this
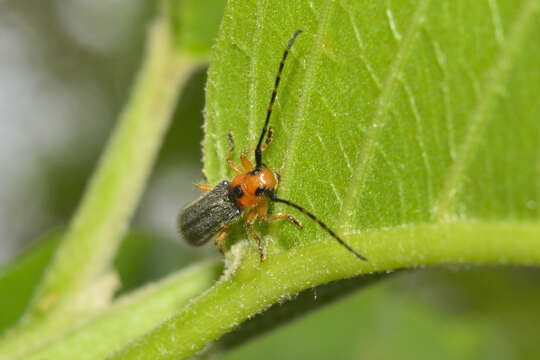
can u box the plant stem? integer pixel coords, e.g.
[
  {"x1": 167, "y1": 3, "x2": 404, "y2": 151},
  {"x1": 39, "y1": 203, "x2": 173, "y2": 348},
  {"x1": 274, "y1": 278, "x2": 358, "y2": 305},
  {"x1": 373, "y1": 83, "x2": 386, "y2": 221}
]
[
  {"x1": 110, "y1": 220, "x2": 540, "y2": 359},
  {"x1": 24, "y1": 260, "x2": 222, "y2": 360},
  {"x1": 0, "y1": 16, "x2": 201, "y2": 359}
]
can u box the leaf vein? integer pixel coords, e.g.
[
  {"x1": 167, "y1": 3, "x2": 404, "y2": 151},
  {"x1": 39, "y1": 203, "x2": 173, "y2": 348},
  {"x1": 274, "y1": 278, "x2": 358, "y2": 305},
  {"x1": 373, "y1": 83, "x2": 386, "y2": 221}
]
[
  {"x1": 488, "y1": 0, "x2": 505, "y2": 45},
  {"x1": 339, "y1": 0, "x2": 431, "y2": 231},
  {"x1": 247, "y1": 0, "x2": 266, "y2": 144},
  {"x1": 337, "y1": 136, "x2": 354, "y2": 176},
  {"x1": 432, "y1": 0, "x2": 539, "y2": 220},
  {"x1": 348, "y1": 13, "x2": 382, "y2": 89},
  {"x1": 402, "y1": 80, "x2": 435, "y2": 209},
  {"x1": 433, "y1": 41, "x2": 457, "y2": 160},
  {"x1": 277, "y1": 0, "x2": 334, "y2": 199},
  {"x1": 378, "y1": 145, "x2": 406, "y2": 223}
]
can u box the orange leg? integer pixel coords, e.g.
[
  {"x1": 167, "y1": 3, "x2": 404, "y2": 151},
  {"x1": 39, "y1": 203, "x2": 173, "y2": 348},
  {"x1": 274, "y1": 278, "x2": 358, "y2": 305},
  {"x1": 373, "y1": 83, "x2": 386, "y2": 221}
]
[
  {"x1": 227, "y1": 130, "x2": 243, "y2": 175},
  {"x1": 258, "y1": 200, "x2": 302, "y2": 229},
  {"x1": 262, "y1": 126, "x2": 274, "y2": 150},
  {"x1": 246, "y1": 208, "x2": 265, "y2": 262},
  {"x1": 240, "y1": 127, "x2": 274, "y2": 171},
  {"x1": 257, "y1": 201, "x2": 302, "y2": 229},
  {"x1": 257, "y1": 200, "x2": 268, "y2": 219},
  {"x1": 240, "y1": 151, "x2": 254, "y2": 172},
  {"x1": 215, "y1": 225, "x2": 231, "y2": 253},
  {"x1": 196, "y1": 183, "x2": 213, "y2": 192},
  {"x1": 268, "y1": 213, "x2": 303, "y2": 229},
  {"x1": 228, "y1": 160, "x2": 243, "y2": 175}
]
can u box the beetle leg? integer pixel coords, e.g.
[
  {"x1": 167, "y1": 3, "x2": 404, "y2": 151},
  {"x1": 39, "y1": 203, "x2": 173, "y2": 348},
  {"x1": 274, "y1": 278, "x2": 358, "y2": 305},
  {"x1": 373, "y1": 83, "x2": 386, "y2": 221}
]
[
  {"x1": 201, "y1": 168, "x2": 208, "y2": 182},
  {"x1": 246, "y1": 208, "x2": 265, "y2": 262},
  {"x1": 196, "y1": 183, "x2": 213, "y2": 192},
  {"x1": 240, "y1": 127, "x2": 274, "y2": 171},
  {"x1": 215, "y1": 225, "x2": 231, "y2": 253},
  {"x1": 257, "y1": 200, "x2": 268, "y2": 219},
  {"x1": 263, "y1": 126, "x2": 274, "y2": 149},
  {"x1": 240, "y1": 151, "x2": 254, "y2": 172},
  {"x1": 258, "y1": 199, "x2": 302, "y2": 228},
  {"x1": 228, "y1": 161, "x2": 243, "y2": 175},
  {"x1": 247, "y1": 127, "x2": 274, "y2": 152},
  {"x1": 227, "y1": 130, "x2": 243, "y2": 175},
  {"x1": 267, "y1": 213, "x2": 303, "y2": 229}
]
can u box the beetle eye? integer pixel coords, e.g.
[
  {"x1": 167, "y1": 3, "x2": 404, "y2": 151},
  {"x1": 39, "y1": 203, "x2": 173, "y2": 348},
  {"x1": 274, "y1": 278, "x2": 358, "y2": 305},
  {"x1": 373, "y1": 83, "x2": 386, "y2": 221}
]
[
  {"x1": 255, "y1": 186, "x2": 266, "y2": 197},
  {"x1": 233, "y1": 185, "x2": 243, "y2": 198}
]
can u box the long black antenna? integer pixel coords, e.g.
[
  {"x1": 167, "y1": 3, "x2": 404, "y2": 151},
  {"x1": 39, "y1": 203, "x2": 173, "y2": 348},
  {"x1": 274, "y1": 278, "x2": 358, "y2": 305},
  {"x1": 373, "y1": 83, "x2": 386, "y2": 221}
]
[
  {"x1": 267, "y1": 192, "x2": 367, "y2": 261},
  {"x1": 255, "y1": 29, "x2": 302, "y2": 167}
]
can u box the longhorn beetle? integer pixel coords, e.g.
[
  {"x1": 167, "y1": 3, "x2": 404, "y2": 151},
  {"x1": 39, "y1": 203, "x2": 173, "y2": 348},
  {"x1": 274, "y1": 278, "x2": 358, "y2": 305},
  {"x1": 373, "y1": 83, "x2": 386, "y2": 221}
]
[{"x1": 178, "y1": 30, "x2": 367, "y2": 262}]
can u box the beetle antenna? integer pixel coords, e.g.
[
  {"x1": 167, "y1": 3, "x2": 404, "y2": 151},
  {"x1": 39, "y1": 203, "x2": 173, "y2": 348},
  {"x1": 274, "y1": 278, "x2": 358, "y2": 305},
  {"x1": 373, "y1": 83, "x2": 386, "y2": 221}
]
[
  {"x1": 267, "y1": 192, "x2": 367, "y2": 261},
  {"x1": 255, "y1": 29, "x2": 302, "y2": 168}
]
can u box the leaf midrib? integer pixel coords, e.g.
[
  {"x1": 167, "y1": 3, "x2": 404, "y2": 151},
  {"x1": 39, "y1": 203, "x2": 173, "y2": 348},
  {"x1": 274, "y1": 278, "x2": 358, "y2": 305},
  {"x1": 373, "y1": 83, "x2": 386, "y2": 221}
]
[
  {"x1": 247, "y1": 0, "x2": 265, "y2": 145},
  {"x1": 338, "y1": 0, "x2": 432, "y2": 231},
  {"x1": 275, "y1": 0, "x2": 333, "y2": 200}
]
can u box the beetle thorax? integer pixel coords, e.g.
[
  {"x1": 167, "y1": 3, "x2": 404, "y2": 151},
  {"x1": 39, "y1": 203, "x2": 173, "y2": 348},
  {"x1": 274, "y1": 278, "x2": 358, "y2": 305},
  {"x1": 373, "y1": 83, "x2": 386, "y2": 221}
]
[{"x1": 230, "y1": 166, "x2": 278, "y2": 209}]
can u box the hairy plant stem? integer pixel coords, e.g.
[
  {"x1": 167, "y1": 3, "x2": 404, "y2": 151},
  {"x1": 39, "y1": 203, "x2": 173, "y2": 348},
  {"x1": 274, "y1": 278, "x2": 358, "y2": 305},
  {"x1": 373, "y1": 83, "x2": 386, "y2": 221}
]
[
  {"x1": 111, "y1": 221, "x2": 540, "y2": 359},
  {"x1": 0, "y1": 15, "x2": 201, "y2": 359}
]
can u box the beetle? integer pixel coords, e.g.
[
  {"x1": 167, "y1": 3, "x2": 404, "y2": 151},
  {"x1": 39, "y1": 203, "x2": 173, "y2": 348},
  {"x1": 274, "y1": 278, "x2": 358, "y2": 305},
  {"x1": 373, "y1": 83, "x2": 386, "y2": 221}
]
[{"x1": 178, "y1": 30, "x2": 367, "y2": 262}]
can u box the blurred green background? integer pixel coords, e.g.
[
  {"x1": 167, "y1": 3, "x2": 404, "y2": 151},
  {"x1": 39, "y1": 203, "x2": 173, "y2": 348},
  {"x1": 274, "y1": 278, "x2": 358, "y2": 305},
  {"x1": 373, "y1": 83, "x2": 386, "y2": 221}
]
[{"x1": 1, "y1": 1, "x2": 539, "y2": 359}]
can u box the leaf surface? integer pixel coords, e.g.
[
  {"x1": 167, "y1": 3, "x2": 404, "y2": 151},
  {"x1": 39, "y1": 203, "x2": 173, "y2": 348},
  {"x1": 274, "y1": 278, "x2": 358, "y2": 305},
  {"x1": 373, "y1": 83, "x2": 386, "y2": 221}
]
[
  {"x1": 111, "y1": 1, "x2": 540, "y2": 358},
  {"x1": 205, "y1": 0, "x2": 540, "y2": 257}
]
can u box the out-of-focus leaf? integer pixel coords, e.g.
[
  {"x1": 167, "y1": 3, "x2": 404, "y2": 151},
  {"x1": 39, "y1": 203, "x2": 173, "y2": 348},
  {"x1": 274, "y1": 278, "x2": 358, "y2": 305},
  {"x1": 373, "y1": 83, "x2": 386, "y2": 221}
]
[
  {"x1": 166, "y1": 0, "x2": 227, "y2": 55},
  {"x1": 0, "y1": 231, "x2": 60, "y2": 333},
  {"x1": 0, "y1": 227, "x2": 201, "y2": 334},
  {"x1": 223, "y1": 268, "x2": 540, "y2": 360}
]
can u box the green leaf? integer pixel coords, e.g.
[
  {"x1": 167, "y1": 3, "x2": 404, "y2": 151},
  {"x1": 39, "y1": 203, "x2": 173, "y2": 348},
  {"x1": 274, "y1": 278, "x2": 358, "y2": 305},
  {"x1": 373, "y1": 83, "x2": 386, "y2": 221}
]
[
  {"x1": 205, "y1": 0, "x2": 540, "y2": 245},
  {"x1": 0, "y1": 2, "x2": 221, "y2": 357},
  {"x1": 112, "y1": 0, "x2": 540, "y2": 358},
  {"x1": 0, "y1": 231, "x2": 60, "y2": 333},
  {"x1": 0, "y1": 230, "x2": 222, "y2": 360},
  {"x1": 223, "y1": 268, "x2": 540, "y2": 360},
  {"x1": 165, "y1": 0, "x2": 227, "y2": 55},
  {"x1": 23, "y1": 260, "x2": 222, "y2": 360}
]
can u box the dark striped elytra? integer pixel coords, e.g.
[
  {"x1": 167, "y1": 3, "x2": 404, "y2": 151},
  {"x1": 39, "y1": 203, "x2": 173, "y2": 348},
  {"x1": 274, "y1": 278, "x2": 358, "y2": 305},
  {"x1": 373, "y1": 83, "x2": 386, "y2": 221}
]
[
  {"x1": 178, "y1": 181, "x2": 240, "y2": 246},
  {"x1": 177, "y1": 30, "x2": 367, "y2": 262}
]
